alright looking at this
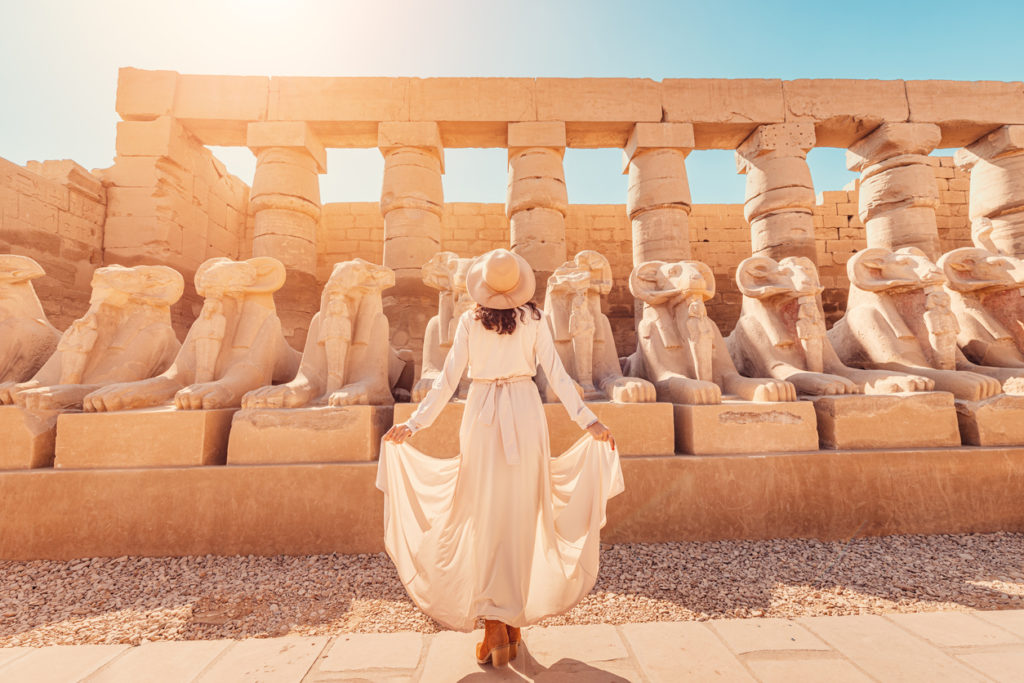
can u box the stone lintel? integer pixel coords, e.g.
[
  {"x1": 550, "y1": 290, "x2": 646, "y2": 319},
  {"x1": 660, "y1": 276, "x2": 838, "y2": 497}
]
[
  {"x1": 622, "y1": 122, "x2": 695, "y2": 173},
  {"x1": 846, "y1": 122, "x2": 941, "y2": 173},
  {"x1": 955, "y1": 125, "x2": 1024, "y2": 170},
  {"x1": 377, "y1": 121, "x2": 445, "y2": 171},
  {"x1": 247, "y1": 121, "x2": 327, "y2": 173},
  {"x1": 508, "y1": 121, "x2": 566, "y2": 159},
  {"x1": 735, "y1": 122, "x2": 816, "y2": 174}
]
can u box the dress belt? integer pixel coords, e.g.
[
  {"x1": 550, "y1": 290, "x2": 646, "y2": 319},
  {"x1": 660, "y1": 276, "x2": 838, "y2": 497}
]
[{"x1": 473, "y1": 375, "x2": 534, "y2": 466}]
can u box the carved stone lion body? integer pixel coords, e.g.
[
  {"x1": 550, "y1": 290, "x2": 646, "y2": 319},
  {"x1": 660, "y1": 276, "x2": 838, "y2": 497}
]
[
  {"x1": 727, "y1": 255, "x2": 933, "y2": 395},
  {"x1": 0, "y1": 255, "x2": 60, "y2": 386},
  {"x1": 412, "y1": 251, "x2": 474, "y2": 402},
  {"x1": 83, "y1": 257, "x2": 301, "y2": 412}
]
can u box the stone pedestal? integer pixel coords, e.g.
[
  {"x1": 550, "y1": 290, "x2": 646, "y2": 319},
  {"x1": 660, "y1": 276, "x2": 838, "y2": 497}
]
[
  {"x1": 0, "y1": 406, "x2": 57, "y2": 470},
  {"x1": 54, "y1": 408, "x2": 236, "y2": 468},
  {"x1": 674, "y1": 400, "x2": 818, "y2": 455},
  {"x1": 227, "y1": 406, "x2": 395, "y2": 464},
  {"x1": 811, "y1": 392, "x2": 960, "y2": 450},
  {"x1": 956, "y1": 394, "x2": 1024, "y2": 446},
  {"x1": 393, "y1": 401, "x2": 674, "y2": 458}
]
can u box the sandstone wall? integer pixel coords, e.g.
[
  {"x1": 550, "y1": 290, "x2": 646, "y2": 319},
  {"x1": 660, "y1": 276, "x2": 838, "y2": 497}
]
[{"x1": 0, "y1": 158, "x2": 106, "y2": 330}]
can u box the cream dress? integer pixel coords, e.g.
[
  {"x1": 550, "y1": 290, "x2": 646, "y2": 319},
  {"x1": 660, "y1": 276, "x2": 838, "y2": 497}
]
[{"x1": 376, "y1": 309, "x2": 624, "y2": 631}]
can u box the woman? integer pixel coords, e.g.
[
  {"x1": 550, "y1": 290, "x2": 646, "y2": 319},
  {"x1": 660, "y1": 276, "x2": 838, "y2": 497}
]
[{"x1": 378, "y1": 248, "x2": 624, "y2": 668}]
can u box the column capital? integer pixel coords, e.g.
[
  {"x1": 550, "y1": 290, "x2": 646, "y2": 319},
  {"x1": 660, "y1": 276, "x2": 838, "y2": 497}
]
[
  {"x1": 508, "y1": 121, "x2": 566, "y2": 159},
  {"x1": 246, "y1": 122, "x2": 326, "y2": 173},
  {"x1": 622, "y1": 123, "x2": 694, "y2": 172},
  {"x1": 846, "y1": 122, "x2": 940, "y2": 173},
  {"x1": 955, "y1": 125, "x2": 1024, "y2": 170},
  {"x1": 735, "y1": 123, "x2": 816, "y2": 174},
  {"x1": 378, "y1": 121, "x2": 444, "y2": 171}
]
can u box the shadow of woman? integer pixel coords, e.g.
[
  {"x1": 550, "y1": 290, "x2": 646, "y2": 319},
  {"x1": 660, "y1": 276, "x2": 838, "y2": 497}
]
[{"x1": 457, "y1": 641, "x2": 634, "y2": 682}]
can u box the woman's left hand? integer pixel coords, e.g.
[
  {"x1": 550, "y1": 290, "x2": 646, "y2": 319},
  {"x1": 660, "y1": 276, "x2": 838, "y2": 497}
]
[
  {"x1": 383, "y1": 423, "x2": 413, "y2": 444},
  {"x1": 586, "y1": 420, "x2": 615, "y2": 450}
]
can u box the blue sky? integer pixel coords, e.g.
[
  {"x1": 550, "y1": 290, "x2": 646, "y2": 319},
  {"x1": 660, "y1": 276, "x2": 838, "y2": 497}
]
[{"x1": 1, "y1": 0, "x2": 1021, "y2": 205}]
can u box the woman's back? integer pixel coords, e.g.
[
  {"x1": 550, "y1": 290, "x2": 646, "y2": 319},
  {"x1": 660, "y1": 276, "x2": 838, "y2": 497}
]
[{"x1": 464, "y1": 309, "x2": 540, "y2": 380}]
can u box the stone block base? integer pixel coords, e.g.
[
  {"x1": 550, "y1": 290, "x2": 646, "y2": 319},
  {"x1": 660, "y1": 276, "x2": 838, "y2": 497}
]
[
  {"x1": 54, "y1": 408, "x2": 237, "y2": 469},
  {"x1": 674, "y1": 401, "x2": 818, "y2": 455},
  {"x1": 227, "y1": 406, "x2": 395, "y2": 464},
  {"x1": 812, "y1": 392, "x2": 961, "y2": 450},
  {"x1": 0, "y1": 406, "x2": 57, "y2": 470},
  {"x1": 956, "y1": 395, "x2": 1024, "y2": 446},
  {"x1": 393, "y1": 401, "x2": 675, "y2": 458}
]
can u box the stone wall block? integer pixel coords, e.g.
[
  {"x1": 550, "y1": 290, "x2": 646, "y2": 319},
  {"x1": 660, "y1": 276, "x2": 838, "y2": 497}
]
[{"x1": 115, "y1": 67, "x2": 178, "y2": 121}]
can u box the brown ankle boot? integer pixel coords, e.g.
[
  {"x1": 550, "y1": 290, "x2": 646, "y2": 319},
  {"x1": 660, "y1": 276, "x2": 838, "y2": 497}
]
[
  {"x1": 506, "y1": 624, "x2": 522, "y2": 660},
  {"x1": 475, "y1": 619, "x2": 511, "y2": 667}
]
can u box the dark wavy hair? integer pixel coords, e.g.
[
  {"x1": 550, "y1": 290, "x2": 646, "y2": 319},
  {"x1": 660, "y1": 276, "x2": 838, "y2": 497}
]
[{"x1": 475, "y1": 302, "x2": 542, "y2": 335}]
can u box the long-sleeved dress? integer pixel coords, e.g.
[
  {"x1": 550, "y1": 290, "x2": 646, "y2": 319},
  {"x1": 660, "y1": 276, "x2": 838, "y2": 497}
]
[{"x1": 376, "y1": 308, "x2": 624, "y2": 631}]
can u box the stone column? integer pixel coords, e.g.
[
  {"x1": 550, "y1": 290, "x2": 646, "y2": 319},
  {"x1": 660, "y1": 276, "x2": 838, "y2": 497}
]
[
  {"x1": 506, "y1": 122, "x2": 568, "y2": 291},
  {"x1": 847, "y1": 123, "x2": 942, "y2": 260},
  {"x1": 378, "y1": 122, "x2": 444, "y2": 359},
  {"x1": 955, "y1": 125, "x2": 1024, "y2": 256},
  {"x1": 623, "y1": 123, "x2": 695, "y2": 265},
  {"x1": 247, "y1": 121, "x2": 326, "y2": 347},
  {"x1": 736, "y1": 123, "x2": 817, "y2": 263}
]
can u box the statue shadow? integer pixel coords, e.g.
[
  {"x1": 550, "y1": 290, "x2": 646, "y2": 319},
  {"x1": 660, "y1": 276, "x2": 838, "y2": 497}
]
[{"x1": 458, "y1": 642, "x2": 632, "y2": 682}]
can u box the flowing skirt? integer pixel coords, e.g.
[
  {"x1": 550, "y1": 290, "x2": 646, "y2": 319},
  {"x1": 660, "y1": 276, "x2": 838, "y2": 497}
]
[{"x1": 375, "y1": 380, "x2": 625, "y2": 631}]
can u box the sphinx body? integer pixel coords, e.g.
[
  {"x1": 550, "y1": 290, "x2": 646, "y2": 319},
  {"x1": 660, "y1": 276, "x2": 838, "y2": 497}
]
[
  {"x1": 622, "y1": 259, "x2": 796, "y2": 404},
  {"x1": 828, "y1": 246, "x2": 1024, "y2": 401},
  {"x1": 0, "y1": 264, "x2": 184, "y2": 411},
  {"x1": 537, "y1": 250, "x2": 654, "y2": 403},
  {"x1": 242, "y1": 259, "x2": 397, "y2": 408},
  {"x1": 726, "y1": 255, "x2": 933, "y2": 395},
  {"x1": 0, "y1": 255, "x2": 60, "y2": 386},
  {"x1": 83, "y1": 257, "x2": 301, "y2": 412},
  {"x1": 412, "y1": 251, "x2": 474, "y2": 402},
  {"x1": 938, "y1": 247, "x2": 1024, "y2": 368}
]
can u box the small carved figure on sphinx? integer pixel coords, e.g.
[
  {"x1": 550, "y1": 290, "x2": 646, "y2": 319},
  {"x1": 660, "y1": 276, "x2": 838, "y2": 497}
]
[
  {"x1": 828, "y1": 246, "x2": 1024, "y2": 401},
  {"x1": 241, "y1": 258, "x2": 400, "y2": 409},
  {"x1": 726, "y1": 255, "x2": 934, "y2": 396},
  {"x1": 82, "y1": 257, "x2": 301, "y2": 412},
  {"x1": 622, "y1": 258, "x2": 796, "y2": 404},
  {"x1": 537, "y1": 250, "x2": 655, "y2": 403},
  {"x1": 0, "y1": 264, "x2": 183, "y2": 412},
  {"x1": 0, "y1": 255, "x2": 60, "y2": 388},
  {"x1": 412, "y1": 251, "x2": 475, "y2": 402}
]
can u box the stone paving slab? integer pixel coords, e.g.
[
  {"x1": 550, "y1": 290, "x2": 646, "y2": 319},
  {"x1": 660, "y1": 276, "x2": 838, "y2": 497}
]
[{"x1": 3, "y1": 610, "x2": 1024, "y2": 681}]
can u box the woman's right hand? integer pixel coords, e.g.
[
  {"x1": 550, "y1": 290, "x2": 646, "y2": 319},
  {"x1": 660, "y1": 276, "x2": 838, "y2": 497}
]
[
  {"x1": 383, "y1": 423, "x2": 413, "y2": 444},
  {"x1": 586, "y1": 420, "x2": 615, "y2": 450}
]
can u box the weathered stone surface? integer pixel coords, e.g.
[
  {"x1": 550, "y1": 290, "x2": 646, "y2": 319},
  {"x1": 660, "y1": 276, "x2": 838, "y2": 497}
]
[
  {"x1": 907, "y1": 79, "x2": 1024, "y2": 147},
  {"x1": 662, "y1": 79, "x2": 785, "y2": 148},
  {"x1": 887, "y1": 611, "x2": 1023, "y2": 648},
  {"x1": 194, "y1": 636, "x2": 330, "y2": 683},
  {"x1": 782, "y1": 79, "x2": 909, "y2": 147},
  {"x1": 247, "y1": 121, "x2": 326, "y2": 173},
  {"x1": 812, "y1": 392, "x2": 960, "y2": 450},
  {"x1": 0, "y1": 405, "x2": 57, "y2": 469},
  {"x1": 675, "y1": 400, "x2": 818, "y2": 454},
  {"x1": 320, "y1": 632, "x2": 423, "y2": 672},
  {"x1": 0, "y1": 644, "x2": 128, "y2": 683},
  {"x1": 710, "y1": 617, "x2": 832, "y2": 654},
  {"x1": 115, "y1": 67, "x2": 177, "y2": 121},
  {"x1": 55, "y1": 407, "x2": 236, "y2": 468},
  {"x1": 227, "y1": 406, "x2": 394, "y2": 464},
  {"x1": 623, "y1": 621, "x2": 755, "y2": 682},
  {"x1": 957, "y1": 394, "x2": 1024, "y2": 446},
  {"x1": 174, "y1": 74, "x2": 269, "y2": 146},
  {"x1": 88, "y1": 640, "x2": 231, "y2": 683}
]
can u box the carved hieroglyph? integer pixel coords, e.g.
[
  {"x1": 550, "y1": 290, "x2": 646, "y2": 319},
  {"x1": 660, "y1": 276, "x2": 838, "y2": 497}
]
[
  {"x1": 955, "y1": 125, "x2": 1024, "y2": 256},
  {"x1": 727, "y1": 255, "x2": 933, "y2": 395},
  {"x1": 83, "y1": 257, "x2": 301, "y2": 412},
  {"x1": 828, "y1": 247, "x2": 1024, "y2": 400},
  {"x1": 242, "y1": 259, "x2": 397, "y2": 408},
  {"x1": 0, "y1": 255, "x2": 60, "y2": 385},
  {"x1": 538, "y1": 251, "x2": 656, "y2": 403},
  {"x1": 412, "y1": 252, "x2": 474, "y2": 402},
  {"x1": 622, "y1": 259, "x2": 796, "y2": 404},
  {"x1": 0, "y1": 264, "x2": 183, "y2": 411},
  {"x1": 938, "y1": 247, "x2": 1024, "y2": 368}
]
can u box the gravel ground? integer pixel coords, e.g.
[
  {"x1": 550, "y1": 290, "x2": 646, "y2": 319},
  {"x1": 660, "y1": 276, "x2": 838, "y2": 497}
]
[{"x1": 1, "y1": 532, "x2": 1023, "y2": 647}]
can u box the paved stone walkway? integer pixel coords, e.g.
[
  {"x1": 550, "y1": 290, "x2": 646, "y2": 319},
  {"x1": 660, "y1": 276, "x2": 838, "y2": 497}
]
[{"x1": 1, "y1": 610, "x2": 1023, "y2": 681}]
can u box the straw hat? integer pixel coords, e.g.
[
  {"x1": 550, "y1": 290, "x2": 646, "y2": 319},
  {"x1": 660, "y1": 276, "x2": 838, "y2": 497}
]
[{"x1": 466, "y1": 249, "x2": 536, "y2": 309}]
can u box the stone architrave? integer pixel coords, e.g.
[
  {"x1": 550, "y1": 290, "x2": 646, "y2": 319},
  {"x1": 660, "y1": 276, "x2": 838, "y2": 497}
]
[
  {"x1": 847, "y1": 123, "x2": 942, "y2": 260},
  {"x1": 955, "y1": 125, "x2": 1024, "y2": 256},
  {"x1": 736, "y1": 123, "x2": 817, "y2": 263},
  {"x1": 938, "y1": 247, "x2": 1024, "y2": 367},
  {"x1": 0, "y1": 256, "x2": 60, "y2": 387},
  {"x1": 537, "y1": 250, "x2": 656, "y2": 403},
  {"x1": 247, "y1": 121, "x2": 326, "y2": 347},
  {"x1": 828, "y1": 247, "x2": 1024, "y2": 446},
  {"x1": 378, "y1": 122, "x2": 445, "y2": 364},
  {"x1": 506, "y1": 121, "x2": 569, "y2": 292},
  {"x1": 623, "y1": 123, "x2": 695, "y2": 266},
  {"x1": 0, "y1": 264, "x2": 184, "y2": 469},
  {"x1": 725, "y1": 254, "x2": 959, "y2": 449},
  {"x1": 412, "y1": 251, "x2": 474, "y2": 402}
]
